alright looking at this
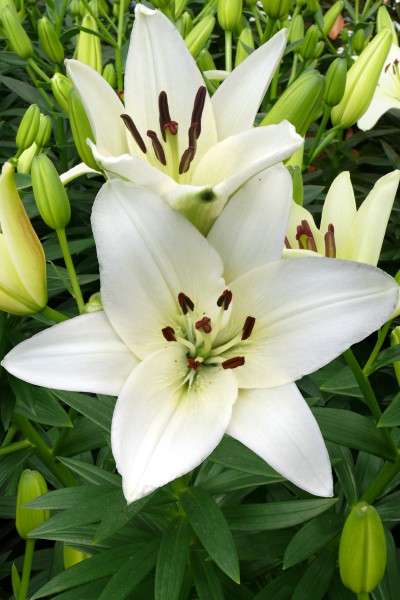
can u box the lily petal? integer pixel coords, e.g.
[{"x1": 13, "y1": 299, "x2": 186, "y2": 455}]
[
  {"x1": 60, "y1": 162, "x2": 100, "y2": 185},
  {"x1": 358, "y1": 87, "x2": 400, "y2": 130},
  {"x1": 112, "y1": 345, "x2": 238, "y2": 503},
  {"x1": 211, "y1": 30, "x2": 287, "y2": 139},
  {"x1": 227, "y1": 384, "x2": 333, "y2": 497},
  {"x1": 1, "y1": 312, "x2": 137, "y2": 395},
  {"x1": 285, "y1": 201, "x2": 324, "y2": 252},
  {"x1": 320, "y1": 172, "x2": 356, "y2": 255},
  {"x1": 208, "y1": 164, "x2": 293, "y2": 281}
]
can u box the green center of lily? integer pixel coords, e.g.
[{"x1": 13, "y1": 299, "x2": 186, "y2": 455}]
[
  {"x1": 285, "y1": 219, "x2": 336, "y2": 258},
  {"x1": 120, "y1": 86, "x2": 206, "y2": 183},
  {"x1": 162, "y1": 290, "x2": 255, "y2": 387}
]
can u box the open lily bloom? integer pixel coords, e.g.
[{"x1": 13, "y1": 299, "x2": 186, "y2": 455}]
[
  {"x1": 3, "y1": 167, "x2": 398, "y2": 503},
  {"x1": 358, "y1": 44, "x2": 400, "y2": 131},
  {"x1": 66, "y1": 5, "x2": 302, "y2": 233}
]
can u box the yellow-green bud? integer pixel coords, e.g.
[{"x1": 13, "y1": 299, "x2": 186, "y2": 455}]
[
  {"x1": 300, "y1": 24, "x2": 319, "y2": 60},
  {"x1": 16, "y1": 470, "x2": 49, "y2": 540},
  {"x1": 35, "y1": 114, "x2": 52, "y2": 149},
  {"x1": 245, "y1": 0, "x2": 257, "y2": 6},
  {"x1": 16, "y1": 104, "x2": 40, "y2": 152},
  {"x1": 391, "y1": 326, "x2": 400, "y2": 385},
  {"x1": 84, "y1": 291, "x2": 103, "y2": 313},
  {"x1": 0, "y1": 2, "x2": 33, "y2": 58},
  {"x1": 377, "y1": 5, "x2": 398, "y2": 46},
  {"x1": 51, "y1": 73, "x2": 73, "y2": 114},
  {"x1": 174, "y1": 0, "x2": 187, "y2": 19},
  {"x1": 235, "y1": 27, "x2": 254, "y2": 66},
  {"x1": 261, "y1": 0, "x2": 291, "y2": 20},
  {"x1": 38, "y1": 16, "x2": 64, "y2": 64},
  {"x1": 63, "y1": 545, "x2": 91, "y2": 569},
  {"x1": 339, "y1": 502, "x2": 386, "y2": 594},
  {"x1": 17, "y1": 143, "x2": 38, "y2": 174},
  {"x1": 179, "y1": 12, "x2": 193, "y2": 39},
  {"x1": 197, "y1": 48, "x2": 216, "y2": 72},
  {"x1": 218, "y1": 0, "x2": 242, "y2": 32},
  {"x1": 69, "y1": 0, "x2": 80, "y2": 17},
  {"x1": 31, "y1": 154, "x2": 71, "y2": 230},
  {"x1": 261, "y1": 70, "x2": 325, "y2": 136},
  {"x1": 102, "y1": 63, "x2": 116, "y2": 88},
  {"x1": 68, "y1": 89, "x2": 98, "y2": 170},
  {"x1": 315, "y1": 40, "x2": 324, "y2": 58},
  {"x1": 323, "y1": 1, "x2": 344, "y2": 36},
  {"x1": 351, "y1": 28, "x2": 366, "y2": 54},
  {"x1": 290, "y1": 166, "x2": 303, "y2": 205},
  {"x1": 288, "y1": 14, "x2": 304, "y2": 51},
  {"x1": 76, "y1": 13, "x2": 102, "y2": 73},
  {"x1": 151, "y1": 0, "x2": 170, "y2": 7},
  {"x1": 324, "y1": 57, "x2": 347, "y2": 107},
  {"x1": 306, "y1": 0, "x2": 319, "y2": 13},
  {"x1": 185, "y1": 16, "x2": 215, "y2": 59},
  {"x1": 331, "y1": 28, "x2": 392, "y2": 129}
]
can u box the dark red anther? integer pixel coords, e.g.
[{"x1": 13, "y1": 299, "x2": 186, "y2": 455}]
[
  {"x1": 121, "y1": 114, "x2": 147, "y2": 154},
  {"x1": 385, "y1": 62, "x2": 391, "y2": 73},
  {"x1": 178, "y1": 292, "x2": 194, "y2": 314},
  {"x1": 158, "y1": 91, "x2": 172, "y2": 142},
  {"x1": 187, "y1": 358, "x2": 201, "y2": 370},
  {"x1": 242, "y1": 316, "x2": 255, "y2": 341},
  {"x1": 188, "y1": 123, "x2": 198, "y2": 151},
  {"x1": 195, "y1": 316, "x2": 212, "y2": 333},
  {"x1": 296, "y1": 220, "x2": 317, "y2": 253},
  {"x1": 222, "y1": 356, "x2": 245, "y2": 370},
  {"x1": 217, "y1": 289, "x2": 232, "y2": 310},
  {"x1": 324, "y1": 223, "x2": 336, "y2": 258},
  {"x1": 162, "y1": 326, "x2": 176, "y2": 341},
  {"x1": 191, "y1": 86, "x2": 207, "y2": 139},
  {"x1": 117, "y1": 90, "x2": 125, "y2": 101},
  {"x1": 147, "y1": 130, "x2": 167, "y2": 166},
  {"x1": 284, "y1": 236, "x2": 292, "y2": 249},
  {"x1": 165, "y1": 121, "x2": 178, "y2": 136},
  {"x1": 178, "y1": 146, "x2": 195, "y2": 174}
]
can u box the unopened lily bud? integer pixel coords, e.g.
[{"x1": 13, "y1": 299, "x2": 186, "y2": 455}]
[
  {"x1": 84, "y1": 291, "x2": 102, "y2": 313},
  {"x1": 17, "y1": 143, "x2": 38, "y2": 174},
  {"x1": 38, "y1": 16, "x2": 64, "y2": 64},
  {"x1": 179, "y1": 12, "x2": 193, "y2": 39},
  {"x1": 377, "y1": 6, "x2": 398, "y2": 46},
  {"x1": 51, "y1": 73, "x2": 73, "y2": 113},
  {"x1": 218, "y1": 0, "x2": 242, "y2": 32},
  {"x1": 331, "y1": 28, "x2": 392, "y2": 129},
  {"x1": 235, "y1": 27, "x2": 254, "y2": 66},
  {"x1": 339, "y1": 502, "x2": 386, "y2": 594},
  {"x1": 307, "y1": 0, "x2": 319, "y2": 13},
  {"x1": 261, "y1": 70, "x2": 324, "y2": 136},
  {"x1": 391, "y1": 326, "x2": 400, "y2": 385},
  {"x1": 261, "y1": 0, "x2": 291, "y2": 20},
  {"x1": 185, "y1": 16, "x2": 215, "y2": 58},
  {"x1": 324, "y1": 57, "x2": 347, "y2": 107},
  {"x1": 315, "y1": 40, "x2": 324, "y2": 58},
  {"x1": 174, "y1": 0, "x2": 187, "y2": 19},
  {"x1": 31, "y1": 154, "x2": 71, "y2": 230},
  {"x1": 76, "y1": 13, "x2": 102, "y2": 73},
  {"x1": 0, "y1": 2, "x2": 33, "y2": 58},
  {"x1": 16, "y1": 470, "x2": 49, "y2": 540},
  {"x1": 63, "y1": 545, "x2": 91, "y2": 569},
  {"x1": 323, "y1": 1, "x2": 344, "y2": 36},
  {"x1": 35, "y1": 114, "x2": 52, "y2": 149},
  {"x1": 69, "y1": 0, "x2": 80, "y2": 18},
  {"x1": 197, "y1": 47, "x2": 216, "y2": 72},
  {"x1": 102, "y1": 63, "x2": 116, "y2": 88},
  {"x1": 68, "y1": 89, "x2": 98, "y2": 170},
  {"x1": 300, "y1": 24, "x2": 319, "y2": 60},
  {"x1": 16, "y1": 104, "x2": 40, "y2": 152},
  {"x1": 351, "y1": 28, "x2": 366, "y2": 54},
  {"x1": 288, "y1": 14, "x2": 304, "y2": 51}
]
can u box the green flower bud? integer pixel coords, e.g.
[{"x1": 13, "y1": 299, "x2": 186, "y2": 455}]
[
  {"x1": 300, "y1": 24, "x2": 319, "y2": 60},
  {"x1": 151, "y1": 0, "x2": 170, "y2": 7},
  {"x1": 197, "y1": 48, "x2": 216, "y2": 72},
  {"x1": 69, "y1": 0, "x2": 80, "y2": 18},
  {"x1": 341, "y1": 27, "x2": 349, "y2": 43},
  {"x1": 323, "y1": 1, "x2": 344, "y2": 36},
  {"x1": 339, "y1": 502, "x2": 386, "y2": 594},
  {"x1": 84, "y1": 291, "x2": 103, "y2": 313},
  {"x1": 315, "y1": 40, "x2": 324, "y2": 58},
  {"x1": 331, "y1": 28, "x2": 392, "y2": 129},
  {"x1": 174, "y1": 0, "x2": 187, "y2": 19},
  {"x1": 35, "y1": 114, "x2": 52, "y2": 149},
  {"x1": 63, "y1": 545, "x2": 91, "y2": 569},
  {"x1": 68, "y1": 89, "x2": 98, "y2": 170},
  {"x1": 324, "y1": 57, "x2": 347, "y2": 107},
  {"x1": 179, "y1": 12, "x2": 193, "y2": 39},
  {"x1": 17, "y1": 143, "x2": 38, "y2": 174},
  {"x1": 185, "y1": 16, "x2": 215, "y2": 59},
  {"x1": 218, "y1": 0, "x2": 242, "y2": 32},
  {"x1": 261, "y1": 70, "x2": 325, "y2": 136},
  {"x1": 377, "y1": 5, "x2": 398, "y2": 46},
  {"x1": 76, "y1": 13, "x2": 102, "y2": 73},
  {"x1": 16, "y1": 104, "x2": 40, "y2": 152},
  {"x1": 102, "y1": 63, "x2": 116, "y2": 88},
  {"x1": 261, "y1": 0, "x2": 291, "y2": 20},
  {"x1": 31, "y1": 154, "x2": 71, "y2": 230},
  {"x1": 352, "y1": 28, "x2": 366, "y2": 54},
  {"x1": 51, "y1": 73, "x2": 73, "y2": 113},
  {"x1": 306, "y1": 0, "x2": 319, "y2": 13},
  {"x1": 391, "y1": 326, "x2": 400, "y2": 386},
  {"x1": 0, "y1": 2, "x2": 33, "y2": 58},
  {"x1": 289, "y1": 166, "x2": 303, "y2": 205},
  {"x1": 288, "y1": 14, "x2": 304, "y2": 51},
  {"x1": 235, "y1": 27, "x2": 254, "y2": 66},
  {"x1": 16, "y1": 470, "x2": 49, "y2": 540},
  {"x1": 38, "y1": 16, "x2": 64, "y2": 64}
]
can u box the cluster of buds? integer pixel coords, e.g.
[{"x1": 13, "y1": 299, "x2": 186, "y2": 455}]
[{"x1": 15, "y1": 105, "x2": 52, "y2": 174}]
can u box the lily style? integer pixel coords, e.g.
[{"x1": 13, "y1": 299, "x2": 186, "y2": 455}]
[
  {"x1": 2, "y1": 167, "x2": 398, "y2": 503},
  {"x1": 66, "y1": 5, "x2": 303, "y2": 233},
  {"x1": 358, "y1": 44, "x2": 400, "y2": 131}
]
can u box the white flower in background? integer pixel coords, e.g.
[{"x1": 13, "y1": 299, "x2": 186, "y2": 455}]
[
  {"x1": 66, "y1": 5, "x2": 302, "y2": 232},
  {"x1": 2, "y1": 167, "x2": 398, "y2": 503}
]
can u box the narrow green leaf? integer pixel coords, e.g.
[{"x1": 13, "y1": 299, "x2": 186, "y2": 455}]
[
  {"x1": 253, "y1": 567, "x2": 303, "y2": 600},
  {"x1": 155, "y1": 517, "x2": 190, "y2": 600},
  {"x1": 190, "y1": 550, "x2": 225, "y2": 600},
  {"x1": 11, "y1": 563, "x2": 20, "y2": 599},
  {"x1": 320, "y1": 367, "x2": 361, "y2": 397},
  {"x1": 364, "y1": 345, "x2": 400, "y2": 375},
  {"x1": 376, "y1": 492, "x2": 400, "y2": 525},
  {"x1": 375, "y1": 529, "x2": 400, "y2": 599},
  {"x1": 25, "y1": 486, "x2": 115, "y2": 510},
  {"x1": 51, "y1": 581, "x2": 108, "y2": 600},
  {"x1": 379, "y1": 391, "x2": 400, "y2": 427},
  {"x1": 292, "y1": 548, "x2": 336, "y2": 600},
  {"x1": 0, "y1": 449, "x2": 33, "y2": 487},
  {"x1": 209, "y1": 436, "x2": 282, "y2": 479},
  {"x1": 327, "y1": 442, "x2": 358, "y2": 506},
  {"x1": 0, "y1": 75, "x2": 49, "y2": 109},
  {"x1": 51, "y1": 390, "x2": 114, "y2": 433},
  {"x1": 56, "y1": 456, "x2": 121, "y2": 486},
  {"x1": 55, "y1": 416, "x2": 108, "y2": 455},
  {"x1": 235, "y1": 531, "x2": 293, "y2": 561},
  {"x1": 11, "y1": 379, "x2": 72, "y2": 427},
  {"x1": 94, "y1": 492, "x2": 152, "y2": 543},
  {"x1": 202, "y1": 470, "x2": 281, "y2": 494}
]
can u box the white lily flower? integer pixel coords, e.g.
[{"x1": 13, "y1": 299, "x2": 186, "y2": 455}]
[
  {"x1": 358, "y1": 44, "x2": 400, "y2": 131},
  {"x1": 3, "y1": 166, "x2": 398, "y2": 503},
  {"x1": 66, "y1": 5, "x2": 303, "y2": 233}
]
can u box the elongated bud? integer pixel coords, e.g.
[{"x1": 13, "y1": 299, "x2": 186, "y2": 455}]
[
  {"x1": 63, "y1": 545, "x2": 91, "y2": 569},
  {"x1": 218, "y1": 0, "x2": 242, "y2": 32},
  {"x1": 197, "y1": 47, "x2": 216, "y2": 72},
  {"x1": 38, "y1": 16, "x2": 64, "y2": 63},
  {"x1": 331, "y1": 29, "x2": 392, "y2": 129},
  {"x1": 16, "y1": 104, "x2": 40, "y2": 152},
  {"x1": 324, "y1": 57, "x2": 347, "y2": 107},
  {"x1": 174, "y1": 0, "x2": 187, "y2": 19},
  {"x1": 185, "y1": 15, "x2": 216, "y2": 58},
  {"x1": 323, "y1": 1, "x2": 344, "y2": 35},
  {"x1": 377, "y1": 5, "x2": 398, "y2": 46},
  {"x1": 76, "y1": 13, "x2": 102, "y2": 73},
  {"x1": 261, "y1": 70, "x2": 325, "y2": 136},
  {"x1": 339, "y1": 502, "x2": 386, "y2": 593},
  {"x1": 178, "y1": 12, "x2": 193, "y2": 39},
  {"x1": 35, "y1": 114, "x2": 52, "y2": 149},
  {"x1": 351, "y1": 28, "x2": 366, "y2": 54},
  {"x1": 288, "y1": 14, "x2": 304, "y2": 51},
  {"x1": 102, "y1": 63, "x2": 116, "y2": 88},
  {"x1": 0, "y1": 2, "x2": 33, "y2": 58},
  {"x1": 300, "y1": 24, "x2": 319, "y2": 60},
  {"x1": 17, "y1": 143, "x2": 38, "y2": 174},
  {"x1": 69, "y1": 0, "x2": 80, "y2": 17},
  {"x1": 307, "y1": 0, "x2": 319, "y2": 12},
  {"x1": 31, "y1": 154, "x2": 71, "y2": 230},
  {"x1": 84, "y1": 291, "x2": 102, "y2": 313},
  {"x1": 391, "y1": 326, "x2": 400, "y2": 385},
  {"x1": 51, "y1": 73, "x2": 73, "y2": 113},
  {"x1": 16, "y1": 470, "x2": 49, "y2": 540},
  {"x1": 68, "y1": 89, "x2": 98, "y2": 170},
  {"x1": 261, "y1": 0, "x2": 291, "y2": 20},
  {"x1": 235, "y1": 27, "x2": 254, "y2": 66}
]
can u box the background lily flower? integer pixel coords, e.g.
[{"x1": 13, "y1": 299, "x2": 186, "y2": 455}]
[
  {"x1": 358, "y1": 44, "x2": 400, "y2": 131},
  {"x1": 66, "y1": 5, "x2": 302, "y2": 233},
  {"x1": 0, "y1": 162, "x2": 47, "y2": 315},
  {"x1": 3, "y1": 166, "x2": 398, "y2": 503}
]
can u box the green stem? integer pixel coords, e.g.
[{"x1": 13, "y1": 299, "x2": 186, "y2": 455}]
[
  {"x1": 79, "y1": 0, "x2": 118, "y2": 41},
  {"x1": 25, "y1": 65, "x2": 53, "y2": 108},
  {"x1": 13, "y1": 414, "x2": 77, "y2": 487},
  {"x1": 261, "y1": 17, "x2": 276, "y2": 44},
  {"x1": 18, "y1": 539, "x2": 35, "y2": 600},
  {"x1": 288, "y1": 53, "x2": 299, "y2": 86},
  {"x1": 1, "y1": 426, "x2": 17, "y2": 448},
  {"x1": 40, "y1": 305, "x2": 69, "y2": 323},
  {"x1": 361, "y1": 450, "x2": 400, "y2": 504},
  {"x1": 251, "y1": 6, "x2": 263, "y2": 40},
  {"x1": 306, "y1": 127, "x2": 339, "y2": 166},
  {"x1": 343, "y1": 349, "x2": 397, "y2": 458},
  {"x1": 115, "y1": 0, "x2": 126, "y2": 92},
  {"x1": 0, "y1": 440, "x2": 33, "y2": 456},
  {"x1": 56, "y1": 228, "x2": 85, "y2": 314},
  {"x1": 357, "y1": 594, "x2": 369, "y2": 600},
  {"x1": 26, "y1": 58, "x2": 51, "y2": 83},
  {"x1": 363, "y1": 321, "x2": 392, "y2": 375},
  {"x1": 55, "y1": 116, "x2": 68, "y2": 171},
  {"x1": 269, "y1": 63, "x2": 280, "y2": 100},
  {"x1": 354, "y1": 0, "x2": 359, "y2": 23},
  {"x1": 55, "y1": 0, "x2": 68, "y2": 35},
  {"x1": 360, "y1": 0, "x2": 372, "y2": 21},
  {"x1": 307, "y1": 105, "x2": 331, "y2": 165},
  {"x1": 225, "y1": 30, "x2": 232, "y2": 72}
]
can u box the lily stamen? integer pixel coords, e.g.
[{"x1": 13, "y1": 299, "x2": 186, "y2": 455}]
[
  {"x1": 217, "y1": 289, "x2": 232, "y2": 310},
  {"x1": 190, "y1": 86, "x2": 206, "y2": 138},
  {"x1": 296, "y1": 220, "x2": 318, "y2": 252},
  {"x1": 222, "y1": 356, "x2": 245, "y2": 370},
  {"x1": 146, "y1": 130, "x2": 167, "y2": 165},
  {"x1": 162, "y1": 326, "x2": 176, "y2": 341},
  {"x1": 178, "y1": 292, "x2": 194, "y2": 314},
  {"x1": 121, "y1": 114, "x2": 147, "y2": 154},
  {"x1": 242, "y1": 316, "x2": 256, "y2": 340},
  {"x1": 324, "y1": 223, "x2": 336, "y2": 258}
]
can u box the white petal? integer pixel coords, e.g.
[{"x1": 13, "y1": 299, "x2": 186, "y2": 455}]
[
  {"x1": 92, "y1": 180, "x2": 225, "y2": 358},
  {"x1": 208, "y1": 164, "x2": 292, "y2": 281},
  {"x1": 60, "y1": 162, "x2": 100, "y2": 185},
  {"x1": 1, "y1": 313, "x2": 137, "y2": 395},
  {"x1": 191, "y1": 121, "x2": 303, "y2": 198},
  {"x1": 112, "y1": 346, "x2": 238, "y2": 503},
  {"x1": 285, "y1": 200, "x2": 324, "y2": 253},
  {"x1": 227, "y1": 384, "x2": 333, "y2": 497},
  {"x1": 124, "y1": 6, "x2": 217, "y2": 161},
  {"x1": 320, "y1": 172, "x2": 356, "y2": 255},
  {"x1": 211, "y1": 30, "x2": 287, "y2": 139},
  {"x1": 358, "y1": 86, "x2": 400, "y2": 130},
  {"x1": 66, "y1": 59, "x2": 129, "y2": 156},
  {"x1": 225, "y1": 257, "x2": 399, "y2": 388}
]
